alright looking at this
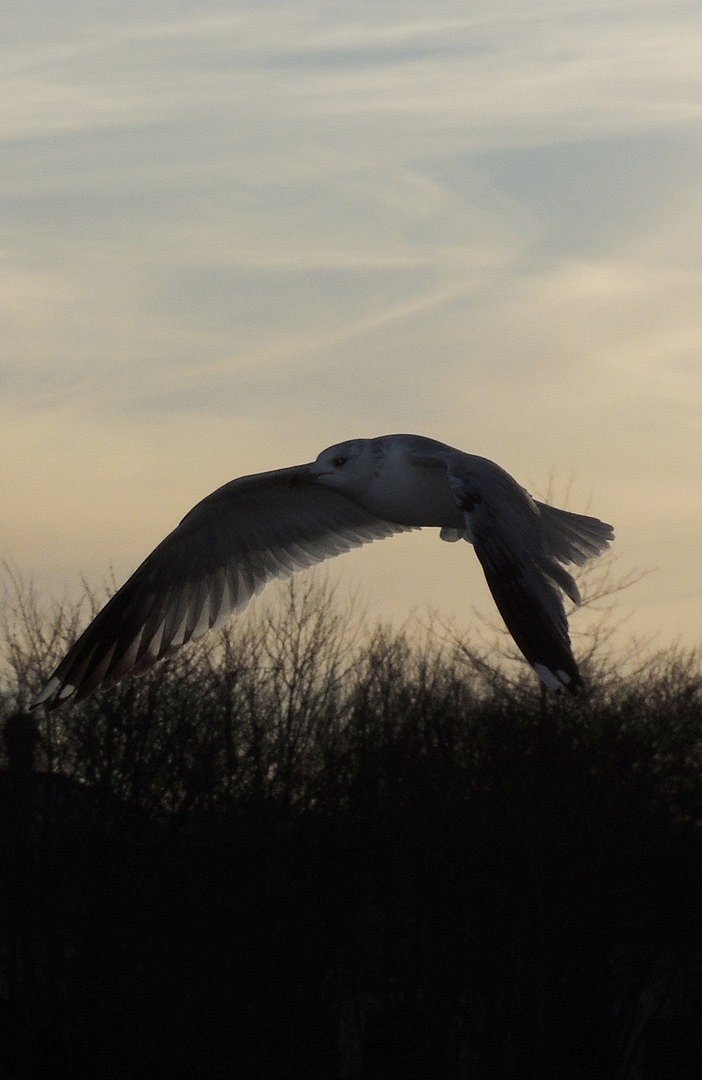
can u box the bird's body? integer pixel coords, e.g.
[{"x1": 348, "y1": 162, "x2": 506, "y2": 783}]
[
  {"x1": 332, "y1": 437, "x2": 464, "y2": 527},
  {"x1": 32, "y1": 434, "x2": 614, "y2": 709}
]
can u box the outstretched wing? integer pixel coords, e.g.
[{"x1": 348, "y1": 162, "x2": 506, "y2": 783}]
[
  {"x1": 411, "y1": 445, "x2": 614, "y2": 693},
  {"x1": 33, "y1": 465, "x2": 411, "y2": 709}
]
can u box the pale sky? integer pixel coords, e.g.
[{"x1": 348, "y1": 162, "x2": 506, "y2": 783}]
[{"x1": 3, "y1": 1, "x2": 701, "y2": 663}]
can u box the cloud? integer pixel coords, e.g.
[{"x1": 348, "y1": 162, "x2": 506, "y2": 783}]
[
  {"x1": 3, "y1": 0, "x2": 702, "y2": 653},
  {"x1": 3, "y1": 2, "x2": 702, "y2": 146}
]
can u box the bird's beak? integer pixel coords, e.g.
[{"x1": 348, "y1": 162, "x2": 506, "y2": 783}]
[{"x1": 308, "y1": 464, "x2": 333, "y2": 480}]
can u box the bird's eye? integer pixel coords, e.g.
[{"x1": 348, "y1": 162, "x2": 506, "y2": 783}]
[{"x1": 332, "y1": 455, "x2": 348, "y2": 468}]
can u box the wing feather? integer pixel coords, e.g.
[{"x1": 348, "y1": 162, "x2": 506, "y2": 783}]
[{"x1": 33, "y1": 464, "x2": 411, "y2": 709}]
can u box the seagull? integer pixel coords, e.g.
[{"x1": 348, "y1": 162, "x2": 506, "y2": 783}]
[{"x1": 32, "y1": 434, "x2": 614, "y2": 709}]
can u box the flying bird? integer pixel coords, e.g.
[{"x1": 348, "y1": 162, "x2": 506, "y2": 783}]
[{"x1": 32, "y1": 434, "x2": 614, "y2": 709}]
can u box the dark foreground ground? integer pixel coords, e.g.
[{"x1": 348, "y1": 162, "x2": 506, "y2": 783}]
[{"x1": 1, "y1": 605, "x2": 701, "y2": 1079}]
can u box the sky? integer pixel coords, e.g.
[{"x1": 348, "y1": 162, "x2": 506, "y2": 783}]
[{"x1": 3, "y1": 0, "x2": 702, "y2": 666}]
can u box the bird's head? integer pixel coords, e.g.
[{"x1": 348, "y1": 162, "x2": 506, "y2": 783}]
[{"x1": 309, "y1": 438, "x2": 376, "y2": 494}]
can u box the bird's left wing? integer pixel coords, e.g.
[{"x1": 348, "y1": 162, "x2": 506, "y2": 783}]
[{"x1": 32, "y1": 465, "x2": 412, "y2": 709}]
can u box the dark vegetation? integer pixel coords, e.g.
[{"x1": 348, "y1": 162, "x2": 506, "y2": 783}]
[{"x1": 1, "y1": 572, "x2": 701, "y2": 1079}]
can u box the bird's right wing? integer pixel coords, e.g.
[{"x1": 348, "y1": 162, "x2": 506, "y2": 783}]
[
  {"x1": 408, "y1": 445, "x2": 613, "y2": 693},
  {"x1": 33, "y1": 465, "x2": 412, "y2": 709},
  {"x1": 440, "y1": 456, "x2": 583, "y2": 691}
]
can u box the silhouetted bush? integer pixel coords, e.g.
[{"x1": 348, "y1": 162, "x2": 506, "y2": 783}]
[{"x1": 1, "y1": 575, "x2": 701, "y2": 1078}]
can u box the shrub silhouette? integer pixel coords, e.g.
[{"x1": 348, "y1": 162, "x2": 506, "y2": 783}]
[{"x1": 1, "y1": 573, "x2": 701, "y2": 1079}]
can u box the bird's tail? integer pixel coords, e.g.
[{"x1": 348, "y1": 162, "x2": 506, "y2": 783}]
[{"x1": 536, "y1": 502, "x2": 615, "y2": 568}]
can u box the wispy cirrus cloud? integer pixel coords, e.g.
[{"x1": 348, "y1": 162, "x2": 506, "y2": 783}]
[{"x1": 3, "y1": 0, "x2": 702, "y2": 648}]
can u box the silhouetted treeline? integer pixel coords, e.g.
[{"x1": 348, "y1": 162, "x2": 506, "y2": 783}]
[{"x1": 1, "y1": 577, "x2": 701, "y2": 1079}]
